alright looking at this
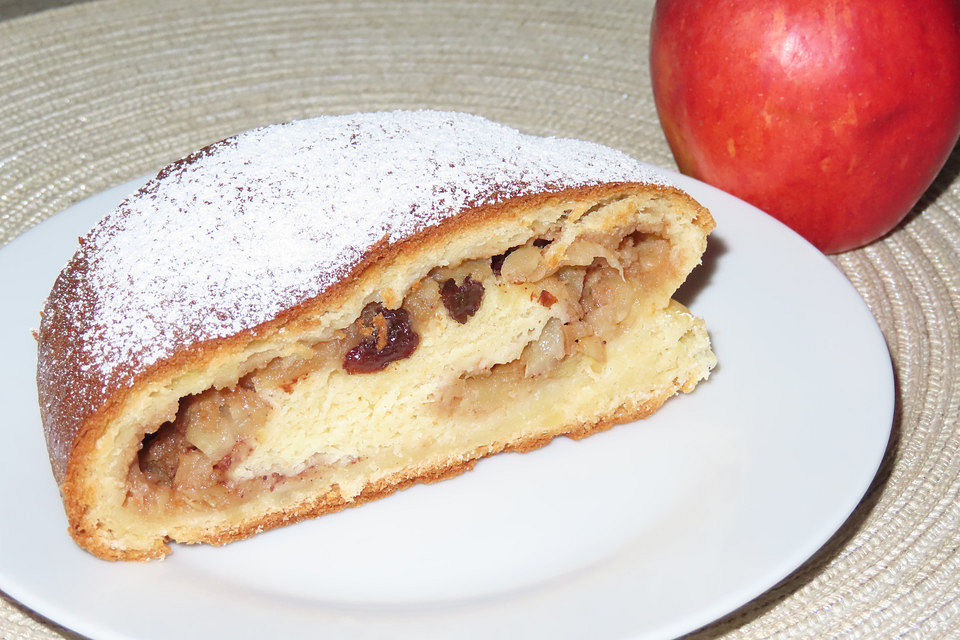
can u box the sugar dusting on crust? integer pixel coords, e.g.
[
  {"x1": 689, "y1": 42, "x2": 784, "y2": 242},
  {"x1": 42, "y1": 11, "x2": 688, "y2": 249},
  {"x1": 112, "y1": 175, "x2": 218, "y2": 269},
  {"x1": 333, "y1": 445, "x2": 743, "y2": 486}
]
[{"x1": 37, "y1": 110, "x2": 672, "y2": 481}]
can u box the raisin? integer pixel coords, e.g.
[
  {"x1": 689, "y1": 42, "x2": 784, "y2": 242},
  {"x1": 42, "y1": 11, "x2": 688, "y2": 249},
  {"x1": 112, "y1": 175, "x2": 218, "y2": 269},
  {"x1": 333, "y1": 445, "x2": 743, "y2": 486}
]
[
  {"x1": 490, "y1": 248, "x2": 516, "y2": 276},
  {"x1": 441, "y1": 276, "x2": 485, "y2": 323},
  {"x1": 343, "y1": 303, "x2": 420, "y2": 374}
]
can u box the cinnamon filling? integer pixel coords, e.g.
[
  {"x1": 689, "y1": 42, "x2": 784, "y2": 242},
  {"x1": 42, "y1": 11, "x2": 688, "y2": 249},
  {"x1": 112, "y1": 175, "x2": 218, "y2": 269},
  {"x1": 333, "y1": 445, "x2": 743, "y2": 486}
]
[{"x1": 125, "y1": 226, "x2": 676, "y2": 515}]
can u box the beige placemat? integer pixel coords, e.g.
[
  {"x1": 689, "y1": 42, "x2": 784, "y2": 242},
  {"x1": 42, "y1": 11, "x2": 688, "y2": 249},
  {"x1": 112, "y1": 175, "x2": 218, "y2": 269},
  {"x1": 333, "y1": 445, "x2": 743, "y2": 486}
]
[{"x1": 1, "y1": 1, "x2": 958, "y2": 637}]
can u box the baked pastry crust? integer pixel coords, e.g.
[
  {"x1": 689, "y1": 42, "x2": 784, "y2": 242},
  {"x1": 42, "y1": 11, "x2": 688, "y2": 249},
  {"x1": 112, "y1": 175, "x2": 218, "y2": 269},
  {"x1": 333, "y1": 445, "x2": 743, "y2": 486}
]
[{"x1": 37, "y1": 111, "x2": 716, "y2": 560}]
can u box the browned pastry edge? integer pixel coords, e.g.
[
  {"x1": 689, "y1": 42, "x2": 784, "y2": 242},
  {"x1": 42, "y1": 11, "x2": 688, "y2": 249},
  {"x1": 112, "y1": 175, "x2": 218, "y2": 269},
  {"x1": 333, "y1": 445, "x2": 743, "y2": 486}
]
[
  {"x1": 73, "y1": 374, "x2": 692, "y2": 561},
  {"x1": 43, "y1": 180, "x2": 713, "y2": 559}
]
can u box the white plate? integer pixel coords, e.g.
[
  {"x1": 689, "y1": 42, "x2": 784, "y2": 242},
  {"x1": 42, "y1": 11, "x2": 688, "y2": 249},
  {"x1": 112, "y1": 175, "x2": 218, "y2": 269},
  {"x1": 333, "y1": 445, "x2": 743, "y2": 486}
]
[{"x1": 0, "y1": 168, "x2": 892, "y2": 640}]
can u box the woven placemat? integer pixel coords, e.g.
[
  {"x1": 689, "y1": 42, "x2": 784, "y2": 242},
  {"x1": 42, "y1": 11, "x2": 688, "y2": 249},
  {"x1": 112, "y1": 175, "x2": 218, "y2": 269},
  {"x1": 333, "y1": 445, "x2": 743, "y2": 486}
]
[{"x1": 2, "y1": 1, "x2": 958, "y2": 638}]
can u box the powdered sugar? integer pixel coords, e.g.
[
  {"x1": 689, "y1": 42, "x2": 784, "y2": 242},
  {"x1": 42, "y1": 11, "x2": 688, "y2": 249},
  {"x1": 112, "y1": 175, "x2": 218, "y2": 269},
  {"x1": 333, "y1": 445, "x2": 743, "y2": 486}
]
[{"x1": 57, "y1": 110, "x2": 672, "y2": 388}]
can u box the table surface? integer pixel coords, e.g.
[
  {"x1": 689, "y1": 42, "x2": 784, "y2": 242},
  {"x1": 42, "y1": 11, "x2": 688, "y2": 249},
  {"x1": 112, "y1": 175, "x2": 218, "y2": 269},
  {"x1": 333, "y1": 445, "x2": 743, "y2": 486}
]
[
  {"x1": 0, "y1": 0, "x2": 81, "y2": 20},
  {"x1": 1, "y1": 1, "x2": 958, "y2": 639}
]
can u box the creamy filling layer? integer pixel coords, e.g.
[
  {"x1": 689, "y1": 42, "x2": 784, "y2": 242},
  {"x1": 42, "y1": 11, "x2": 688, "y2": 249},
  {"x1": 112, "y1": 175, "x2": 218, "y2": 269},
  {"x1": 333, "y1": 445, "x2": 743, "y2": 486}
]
[{"x1": 124, "y1": 226, "x2": 677, "y2": 515}]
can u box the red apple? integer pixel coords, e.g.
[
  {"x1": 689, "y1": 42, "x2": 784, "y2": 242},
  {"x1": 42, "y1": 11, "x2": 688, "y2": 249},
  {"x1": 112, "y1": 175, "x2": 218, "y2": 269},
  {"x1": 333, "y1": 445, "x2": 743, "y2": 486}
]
[{"x1": 650, "y1": 0, "x2": 960, "y2": 253}]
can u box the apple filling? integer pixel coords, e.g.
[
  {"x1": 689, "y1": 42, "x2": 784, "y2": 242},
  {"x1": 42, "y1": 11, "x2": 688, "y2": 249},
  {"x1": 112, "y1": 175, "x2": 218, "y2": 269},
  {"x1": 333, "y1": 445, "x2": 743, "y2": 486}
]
[{"x1": 124, "y1": 223, "x2": 679, "y2": 516}]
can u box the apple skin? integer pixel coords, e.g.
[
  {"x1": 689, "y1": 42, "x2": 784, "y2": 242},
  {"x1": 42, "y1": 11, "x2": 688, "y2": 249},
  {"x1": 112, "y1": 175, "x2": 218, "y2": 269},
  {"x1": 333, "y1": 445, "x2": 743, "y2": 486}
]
[{"x1": 650, "y1": 0, "x2": 960, "y2": 253}]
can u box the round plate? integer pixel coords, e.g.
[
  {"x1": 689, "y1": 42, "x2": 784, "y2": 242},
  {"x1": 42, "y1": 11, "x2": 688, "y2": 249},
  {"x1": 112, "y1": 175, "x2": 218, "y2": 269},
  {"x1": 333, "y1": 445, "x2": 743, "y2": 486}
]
[{"x1": 0, "y1": 167, "x2": 892, "y2": 640}]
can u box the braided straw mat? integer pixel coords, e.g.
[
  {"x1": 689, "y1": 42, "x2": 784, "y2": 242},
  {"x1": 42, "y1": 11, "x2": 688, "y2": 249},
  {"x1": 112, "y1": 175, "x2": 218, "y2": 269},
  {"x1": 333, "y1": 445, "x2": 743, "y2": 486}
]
[{"x1": 1, "y1": 0, "x2": 958, "y2": 638}]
